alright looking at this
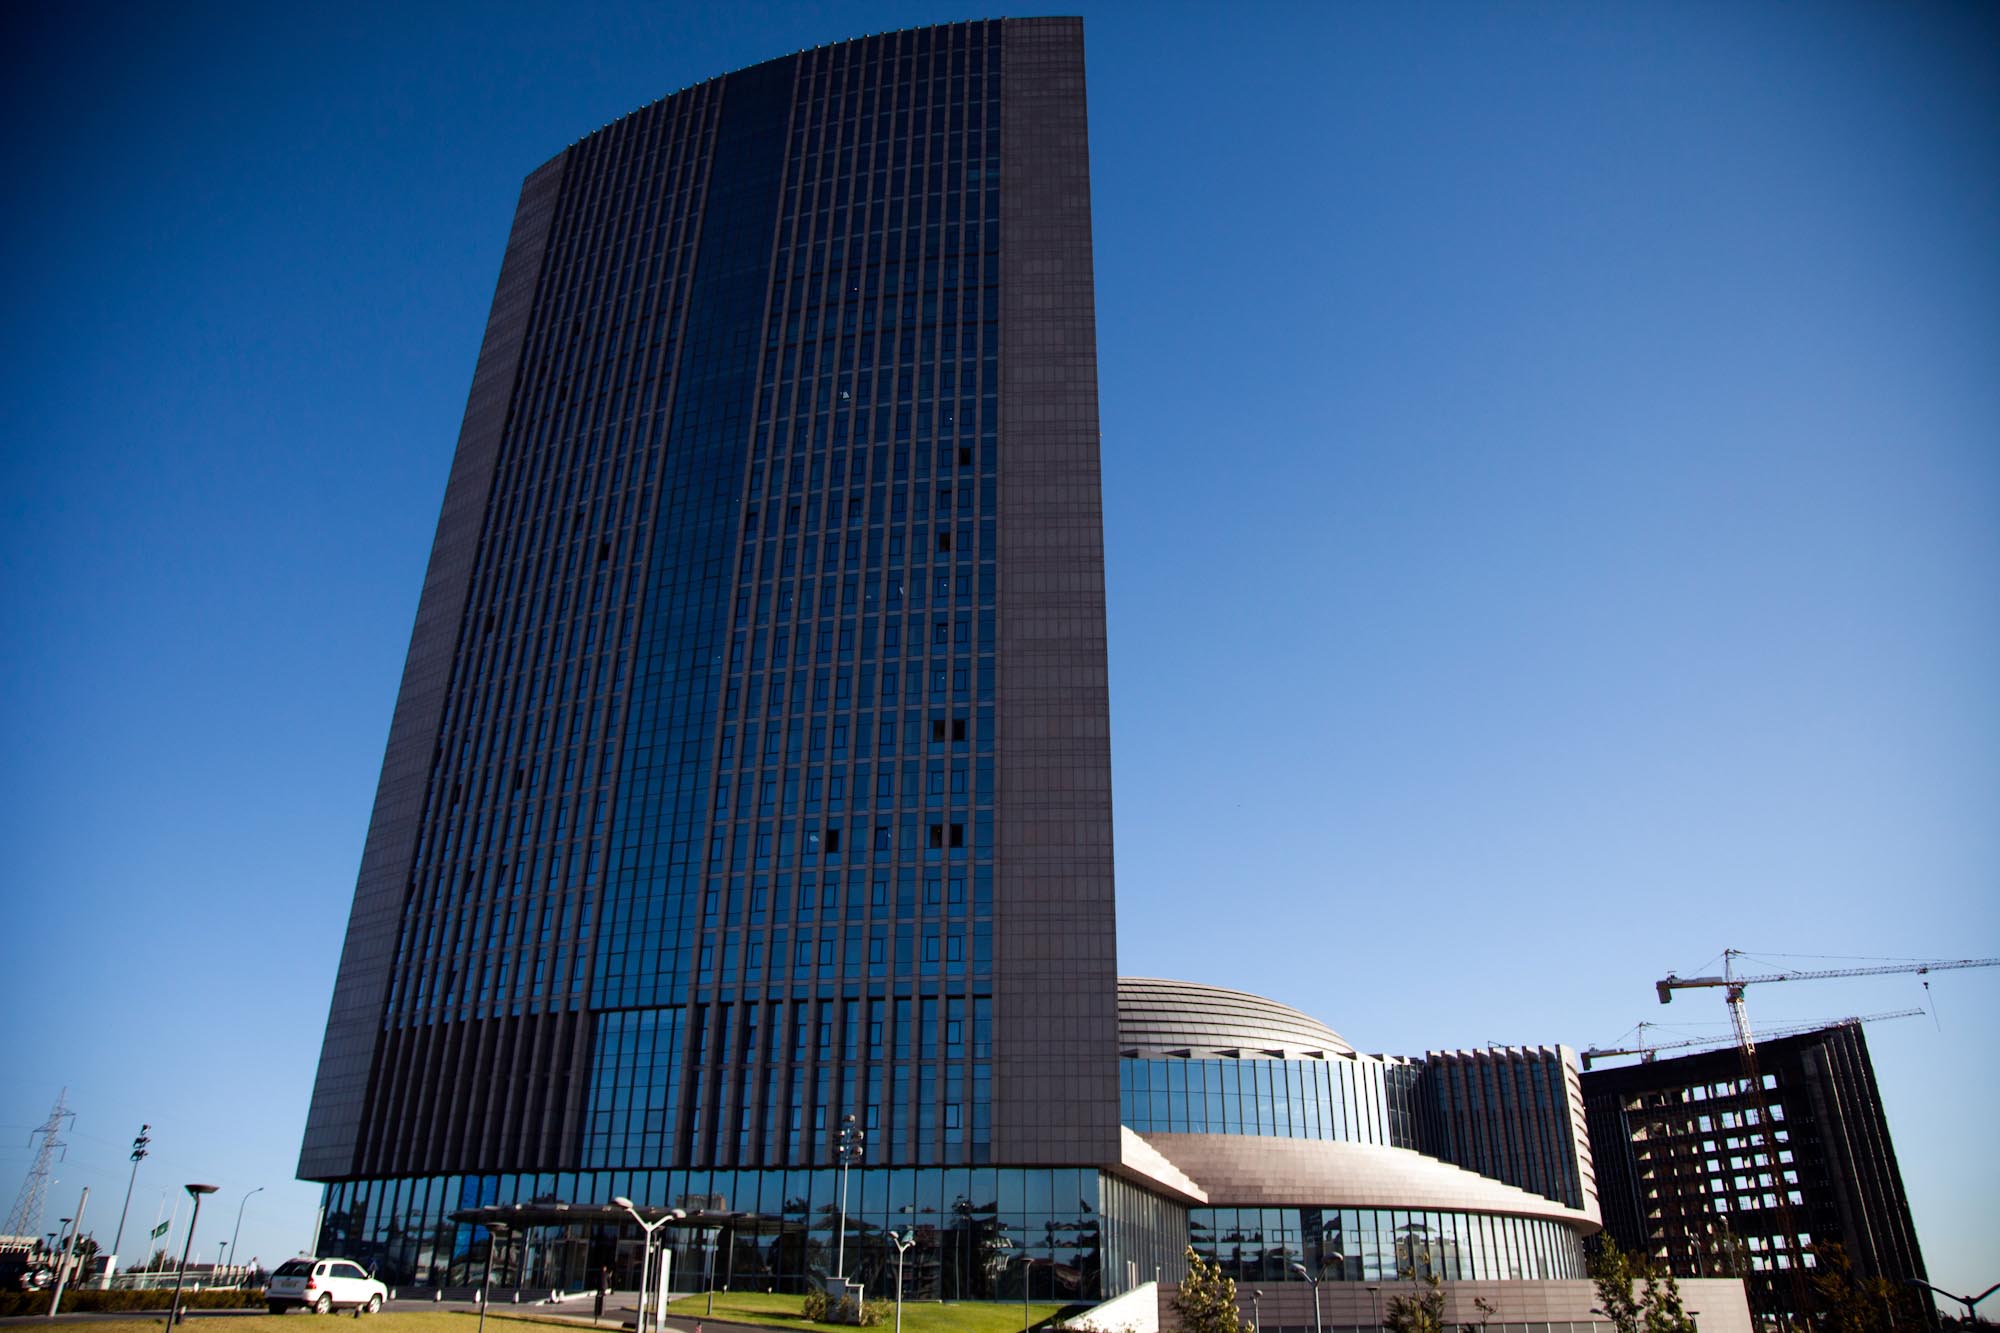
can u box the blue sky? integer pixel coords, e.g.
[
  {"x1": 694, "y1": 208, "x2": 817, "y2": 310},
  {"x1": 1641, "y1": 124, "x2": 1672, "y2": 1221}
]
[{"x1": 3, "y1": 0, "x2": 1995, "y2": 1297}]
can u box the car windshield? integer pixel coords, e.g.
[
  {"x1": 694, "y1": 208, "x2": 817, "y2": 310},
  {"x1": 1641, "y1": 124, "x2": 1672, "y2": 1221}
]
[{"x1": 274, "y1": 1260, "x2": 315, "y2": 1277}]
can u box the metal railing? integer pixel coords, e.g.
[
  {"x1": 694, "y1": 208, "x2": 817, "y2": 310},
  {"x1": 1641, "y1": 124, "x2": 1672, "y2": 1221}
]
[{"x1": 108, "y1": 1266, "x2": 262, "y2": 1291}]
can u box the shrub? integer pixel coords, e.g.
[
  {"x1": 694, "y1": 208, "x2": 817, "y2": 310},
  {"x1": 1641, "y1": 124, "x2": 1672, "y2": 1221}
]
[
  {"x1": 799, "y1": 1289, "x2": 882, "y2": 1327},
  {"x1": 0, "y1": 1288, "x2": 265, "y2": 1318},
  {"x1": 836, "y1": 1295, "x2": 885, "y2": 1326}
]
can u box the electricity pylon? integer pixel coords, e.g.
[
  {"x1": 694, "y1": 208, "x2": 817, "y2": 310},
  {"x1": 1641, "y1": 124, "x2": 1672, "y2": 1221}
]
[{"x1": 4, "y1": 1090, "x2": 75, "y2": 1242}]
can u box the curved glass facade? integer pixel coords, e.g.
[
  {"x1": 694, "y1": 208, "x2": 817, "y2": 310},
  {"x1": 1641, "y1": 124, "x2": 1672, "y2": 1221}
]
[
  {"x1": 319, "y1": 1167, "x2": 1115, "y2": 1298},
  {"x1": 1121, "y1": 1056, "x2": 1420, "y2": 1146},
  {"x1": 1191, "y1": 1206, "x2": 1585, "y2": 1283}
]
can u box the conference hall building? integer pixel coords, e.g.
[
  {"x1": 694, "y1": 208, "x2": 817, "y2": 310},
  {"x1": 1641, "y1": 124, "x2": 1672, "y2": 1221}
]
[{"x1": 301, "y1": 20, "x2": 1749, "y2": 1330}]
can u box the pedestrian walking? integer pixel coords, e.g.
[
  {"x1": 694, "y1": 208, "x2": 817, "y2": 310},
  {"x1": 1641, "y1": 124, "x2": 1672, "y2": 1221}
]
[{"x1": 595, "y1": 1267, "x2": 610, "y2": 1322}]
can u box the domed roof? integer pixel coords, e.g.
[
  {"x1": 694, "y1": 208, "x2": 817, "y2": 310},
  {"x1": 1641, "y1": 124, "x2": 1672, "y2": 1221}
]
[{"x1": 1118, "y1": 977, "x2": 1354, "y2": 1058}]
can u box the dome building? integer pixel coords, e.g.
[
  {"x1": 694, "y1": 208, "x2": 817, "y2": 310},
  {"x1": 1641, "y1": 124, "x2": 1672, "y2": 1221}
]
[
  {"x1": 1107, "y1": 979, "x2": 1596, "y2": 1287},
  {"x1": 1100, "y1": 979, "x2": 1753, "y2": 1333}
]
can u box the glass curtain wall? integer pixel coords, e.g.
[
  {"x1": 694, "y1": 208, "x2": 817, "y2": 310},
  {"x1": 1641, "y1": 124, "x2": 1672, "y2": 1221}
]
[
  {"x1": 1121, "y1": 1056, "x2": 1420, "y2": 1146},
  {"x1": 319, "y1": 1166, "x2": 1169, "y2": 1299},
  {"x1": 1189, "y1": 1206, "x2": 1586, "y2": 1283}
]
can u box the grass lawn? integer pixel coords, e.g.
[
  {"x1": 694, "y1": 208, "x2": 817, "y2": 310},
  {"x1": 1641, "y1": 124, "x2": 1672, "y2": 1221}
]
[{"x1": 653, "y1": 1291, "x2": 1069, "y2": 1333}]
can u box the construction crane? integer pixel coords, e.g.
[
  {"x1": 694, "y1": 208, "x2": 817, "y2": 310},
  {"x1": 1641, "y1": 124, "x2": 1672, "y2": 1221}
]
[
  {"x1": 1658, "y1": 951, "x2": 1997, "y2": 1019},
  {"x1": 1580, "y1": 1008, "x2": 1924, "y2": 1070},
  {"x1": 1650, "y1": 951, "x2": 1998, "y2": 1325}
]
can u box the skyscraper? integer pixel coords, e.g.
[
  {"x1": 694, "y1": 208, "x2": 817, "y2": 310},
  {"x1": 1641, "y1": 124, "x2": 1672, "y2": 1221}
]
[
  {"x1": 302, "y1": 17, "x2": 1122, "y2": 1296},
  {"x1": 298, "y1": 23, "x2": 1748, "y2": 1327}
]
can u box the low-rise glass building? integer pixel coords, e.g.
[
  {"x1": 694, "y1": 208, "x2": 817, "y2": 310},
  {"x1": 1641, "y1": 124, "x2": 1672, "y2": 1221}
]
[
  {"x1": 1111, "y1": 979, "x2": 1597, "y2": 1288},
  {"x1": 317, "y1": 977, "x2": 1600, "y2": 1302}
]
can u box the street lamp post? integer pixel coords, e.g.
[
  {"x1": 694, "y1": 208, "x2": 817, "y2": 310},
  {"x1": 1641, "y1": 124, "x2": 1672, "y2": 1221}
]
[
  {"x1": 1907, "y1": 1279, "x2": 2000, "y2": 1327},
  {"x1": 166, "y1": 1184, "x2": 218, "y2": 1327},
  {"x1": 703, "y1": 1217, "x2": 718, "y2": 1316},
  {"x1": 1367, "y1": 1285, "x2": 1381, "y2": 1331},
  {"x1": 1252, "y1": 1289, "x2": 1264, "y2": 1331},
  {"x1": 1287, "y1": 1253, "x2": 1345, "y2": 1333},
  {"x1": 49, "y1": 1190, "x2": 90, "y2": 1317},
  {"x1": 835, "y1": 1113, "x2": 864, "y2": 1282},
  {"x1": 625, "y1": 1203, "x2": 652, "y2": 1333},
  {"x1": 1290, "y1": 1264, "x2": 1324, "y2": 1333},
  {"x1": 614, "y1": 1197, "x2": 685, "y2": 1333},
  {"x1": 892, "y1": 1230, "x2": 915, "y2": 1333},
  {"x1": 477, "y1": 1224, "x2": 509, "y2": 1333},
  {"x1": 228, "y1": 1186, "x2": 264, "y2": 1285}
]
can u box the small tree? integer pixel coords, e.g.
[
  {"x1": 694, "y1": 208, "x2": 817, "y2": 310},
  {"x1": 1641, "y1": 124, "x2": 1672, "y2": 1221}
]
[
  {"x1": 1384, "y1": 1268, "x2": 1447, "y2": 1333},
  {"x1": 1638, "y1": 1267, "x2": 1698, "y2": 1333},
  {"x1": 1459, "y1": 1295, "x2": 1498, "y2": 1333},
  {"x1": 1808, "y1": 1243, "x2": 1917, "y2": 1333},
  {"x1": 1172, "y1": 1249, "x2": 1252, "y2": 1333},
  {"x1": 1589, "y1": 1237, "x2": 1696, "y2": 1333}
]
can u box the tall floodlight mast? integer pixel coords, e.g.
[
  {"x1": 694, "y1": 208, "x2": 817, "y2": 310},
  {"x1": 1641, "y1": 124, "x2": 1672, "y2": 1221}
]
[{"x1": 111, "y1": 1125, "x2": 152, "y2": 1271}]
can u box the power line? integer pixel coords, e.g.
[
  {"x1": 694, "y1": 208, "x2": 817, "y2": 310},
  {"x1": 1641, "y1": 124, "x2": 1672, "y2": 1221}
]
[{"x1": 4, "y1": 1090, "x2": 75, "y2": 1240}]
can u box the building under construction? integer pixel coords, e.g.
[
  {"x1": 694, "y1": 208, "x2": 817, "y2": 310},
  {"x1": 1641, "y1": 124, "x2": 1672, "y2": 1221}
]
[{"x1": 1581, "y1": 1021, "x2": 1929, "y2": 1325}]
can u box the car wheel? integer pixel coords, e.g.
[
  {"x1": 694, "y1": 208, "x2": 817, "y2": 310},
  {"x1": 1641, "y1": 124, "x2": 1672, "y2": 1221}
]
[
  {"x1": 269, "y1": 1303, "x2": 288, "y2": 1314},
  {"x1": 314, "y1": 1294, "x2": 333, "y2": 1314},
  {"x1": 365, "y1": 1295, "x2": 383, "y2": 1314}
]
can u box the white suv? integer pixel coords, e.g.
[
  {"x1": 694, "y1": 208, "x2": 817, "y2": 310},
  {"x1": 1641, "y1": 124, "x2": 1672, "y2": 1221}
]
[{"x1": 267, "y1": 1257, "x2": 388, "y2": 1314}]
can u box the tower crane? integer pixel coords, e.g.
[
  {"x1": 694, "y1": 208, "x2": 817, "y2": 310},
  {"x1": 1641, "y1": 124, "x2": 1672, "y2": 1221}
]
[
  {"x1": 1580, "y1": 1008, "x2": 1924, "y2": 1070},
  {"x1": 1657, "y1": 950, "x2": 1997, "y2": 1038},
  {"x1": 1649, "y1": 950, "x2": 1996, "y2": 1324}
]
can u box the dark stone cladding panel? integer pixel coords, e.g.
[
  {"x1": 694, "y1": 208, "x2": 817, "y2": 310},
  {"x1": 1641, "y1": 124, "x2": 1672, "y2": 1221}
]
[
  {"x1": 298, "y1": 155, "x2": 568, "y2": 1181},
  {"x1": 1797, "y1": 1026, "x2": 1928, "y2": 1285},
  {"x1": 992, "y1": 16, "x2": 1121, "y2": 1166}
]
